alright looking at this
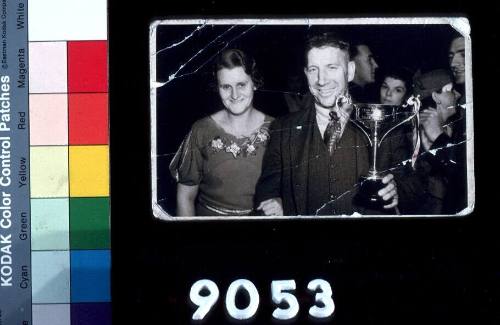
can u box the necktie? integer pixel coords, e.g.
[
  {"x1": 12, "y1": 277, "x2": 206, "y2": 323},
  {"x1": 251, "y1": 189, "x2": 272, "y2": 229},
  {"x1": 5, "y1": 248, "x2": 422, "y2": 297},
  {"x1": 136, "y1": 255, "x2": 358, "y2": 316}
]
[{"x1": 324, "y1": 110, "x2": 341, "y2": 154}]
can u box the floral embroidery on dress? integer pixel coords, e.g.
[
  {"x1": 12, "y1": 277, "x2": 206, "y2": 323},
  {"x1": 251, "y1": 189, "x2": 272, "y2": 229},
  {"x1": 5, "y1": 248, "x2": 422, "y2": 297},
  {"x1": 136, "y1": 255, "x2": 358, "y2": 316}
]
[
  {"x1": 225, "y1": 142, "x2": 241, "y2": 158},
  {"x1": 256, "y1": 129, "x2": 269, "y2": 143},
  {"x1": 210, "y1": 137, "x2": 224, "y2": 150},
  {"x1": 246, "y1": 144, "x2": 256, "y2": 155},
  {"x1": 209, "y1": 125, "x2": 271, "y2": 158}
]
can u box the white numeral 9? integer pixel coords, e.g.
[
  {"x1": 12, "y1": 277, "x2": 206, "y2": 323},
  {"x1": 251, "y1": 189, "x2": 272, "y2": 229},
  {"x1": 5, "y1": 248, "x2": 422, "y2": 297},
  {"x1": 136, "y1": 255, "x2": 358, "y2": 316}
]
[
  {"x1": 271, "y1": 280, "x2": 299, "y2": 320},
  {"x1": 308, "y1": 279, "x2": 335, "y2": 319},
  {"x1": 190, "y1": 279, "x2": 219, "y2": 320},
  {"x1": 225, "y1": 279, "x2": 260, "y2": 320}
]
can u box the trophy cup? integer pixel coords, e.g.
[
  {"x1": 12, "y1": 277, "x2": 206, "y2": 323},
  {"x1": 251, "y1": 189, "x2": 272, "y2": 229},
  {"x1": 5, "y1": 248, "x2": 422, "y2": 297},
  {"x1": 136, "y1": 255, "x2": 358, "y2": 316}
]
[{"x1": 351, "y1": 96, "x2": 420, "y2": 210}]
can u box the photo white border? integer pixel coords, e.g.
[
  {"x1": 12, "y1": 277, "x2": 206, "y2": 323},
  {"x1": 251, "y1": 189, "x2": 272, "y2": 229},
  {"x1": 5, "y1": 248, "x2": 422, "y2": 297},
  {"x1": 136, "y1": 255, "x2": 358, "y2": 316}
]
[{"x1": 150, "y1": 17, "x2": 474, "y2": 221}]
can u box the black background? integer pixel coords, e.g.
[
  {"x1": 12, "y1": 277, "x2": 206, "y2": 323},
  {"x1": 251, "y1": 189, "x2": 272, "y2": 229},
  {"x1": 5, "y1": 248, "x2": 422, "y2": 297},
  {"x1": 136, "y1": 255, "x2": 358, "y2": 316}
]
[{"x1": 110, "y1": 1, "x2": 499, "y2": 324}]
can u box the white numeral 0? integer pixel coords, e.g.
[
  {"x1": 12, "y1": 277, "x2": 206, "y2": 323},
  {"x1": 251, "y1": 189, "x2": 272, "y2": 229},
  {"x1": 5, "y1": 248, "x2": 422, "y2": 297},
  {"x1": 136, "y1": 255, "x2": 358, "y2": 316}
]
[
  {"x1": 271, "y1": 280, "x2": 299, "y2": 320},
  {"x1": 225, "y1": 279, "x2": 260, "y2": 320},
  {"x1": 308, "y1": 279, "x2": 335, "y2": 319},
  {"x1": 190, "y1": 279, "x2": 219, "y2": 320}
]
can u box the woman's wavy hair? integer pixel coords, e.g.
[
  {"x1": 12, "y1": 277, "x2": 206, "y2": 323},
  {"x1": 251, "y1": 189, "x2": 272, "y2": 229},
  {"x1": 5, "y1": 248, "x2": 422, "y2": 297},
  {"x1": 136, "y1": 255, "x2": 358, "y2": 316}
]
[
  {"x1": 212, "y1": 49, "x2": 264, "y2": 89},
  {"x1": 379, "y1": 66, "x2": 414, "y2": 103}
]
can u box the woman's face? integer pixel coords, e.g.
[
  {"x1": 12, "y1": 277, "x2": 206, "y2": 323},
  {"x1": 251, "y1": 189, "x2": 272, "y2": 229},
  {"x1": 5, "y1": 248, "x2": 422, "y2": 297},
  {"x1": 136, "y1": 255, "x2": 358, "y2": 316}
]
[
  {"x1": 217, "y1": 67, "x2": 255, "y2": 115},
  {"x1": 380, "y1": 77, "x2": 407, "y2": 105},
  {"x1": 433, "y1": 82, "x2": 461, "y2": 122}
]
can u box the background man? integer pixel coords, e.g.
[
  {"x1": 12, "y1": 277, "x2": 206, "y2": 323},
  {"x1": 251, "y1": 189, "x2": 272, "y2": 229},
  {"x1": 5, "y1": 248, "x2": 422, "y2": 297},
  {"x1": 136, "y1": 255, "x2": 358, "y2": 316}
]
[
  {"x1": 349, "y1": 40, "x2": 379, "y2": 103},
  {"x1": 448, "y1": 35, "x2": 465, "y2": 104}
]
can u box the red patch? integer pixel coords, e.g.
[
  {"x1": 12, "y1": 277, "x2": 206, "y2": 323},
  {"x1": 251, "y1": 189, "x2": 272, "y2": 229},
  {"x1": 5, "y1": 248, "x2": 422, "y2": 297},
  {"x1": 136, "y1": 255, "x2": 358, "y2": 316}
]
[{"x1": 69, "y1": 93, "x2": 108, "y2": 145}]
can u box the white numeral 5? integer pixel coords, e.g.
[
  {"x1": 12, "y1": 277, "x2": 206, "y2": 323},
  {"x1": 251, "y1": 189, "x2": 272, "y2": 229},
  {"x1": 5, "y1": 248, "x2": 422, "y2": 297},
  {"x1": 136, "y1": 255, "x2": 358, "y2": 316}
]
[{"x1": 271, "y1": 280, "x2": 299, "y2": 320}]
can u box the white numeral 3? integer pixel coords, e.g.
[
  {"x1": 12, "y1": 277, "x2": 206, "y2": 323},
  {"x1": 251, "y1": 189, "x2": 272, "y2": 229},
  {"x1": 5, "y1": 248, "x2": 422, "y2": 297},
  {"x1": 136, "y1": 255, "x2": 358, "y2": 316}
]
[{"x1": 308, "y1": 279, "x2": 335, "y2": 319}]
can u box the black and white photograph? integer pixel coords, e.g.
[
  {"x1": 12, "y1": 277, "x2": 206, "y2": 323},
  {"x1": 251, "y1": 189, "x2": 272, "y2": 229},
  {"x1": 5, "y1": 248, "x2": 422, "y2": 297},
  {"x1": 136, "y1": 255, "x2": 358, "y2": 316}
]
[{"x1": 150, "y1": 19, "x2": 474, "y2": 220}]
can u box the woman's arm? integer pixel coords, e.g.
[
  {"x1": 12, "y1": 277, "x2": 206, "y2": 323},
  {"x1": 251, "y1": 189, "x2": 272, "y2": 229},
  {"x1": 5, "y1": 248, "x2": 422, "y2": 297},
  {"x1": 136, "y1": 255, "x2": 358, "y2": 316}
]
[{"x1": 176, "y1": 183, "x2": 199, "y2": 216}]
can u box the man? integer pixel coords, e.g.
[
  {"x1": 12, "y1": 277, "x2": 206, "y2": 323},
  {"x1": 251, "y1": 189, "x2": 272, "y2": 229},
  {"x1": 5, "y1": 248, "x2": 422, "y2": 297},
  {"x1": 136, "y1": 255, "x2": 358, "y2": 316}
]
[
  {"x1": 414, "y1": 69, "x2": 467, "y2": 214},
  {"x1": 348, "y1": 41, "x2": 379, "y2": 103},
  {"x1": 255, "y1": 33, "x2": 419, "y2": 216},
  {"x1": 411, "y1": 34, "x2": 468, "y2": 215},
  {"x1": 448, "y1": 35, "x2": 466, "y2": 104},
  {"x1": 448, "y1": 36, "x2": 465, "y2": 85}
]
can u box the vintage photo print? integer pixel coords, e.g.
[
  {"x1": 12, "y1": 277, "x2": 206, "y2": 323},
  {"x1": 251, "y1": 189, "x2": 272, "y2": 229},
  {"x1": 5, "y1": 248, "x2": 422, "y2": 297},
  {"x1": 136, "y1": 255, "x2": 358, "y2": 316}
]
[{"x1": 150, "y1": 18, "x2": 474, "y2": 221}]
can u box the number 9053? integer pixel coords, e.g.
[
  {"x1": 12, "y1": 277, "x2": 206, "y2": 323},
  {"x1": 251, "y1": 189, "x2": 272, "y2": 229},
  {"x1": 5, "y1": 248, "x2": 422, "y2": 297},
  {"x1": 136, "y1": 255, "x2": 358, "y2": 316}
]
[{"x1": 189, "y1": 278, "x2": 334, "y2": 321}]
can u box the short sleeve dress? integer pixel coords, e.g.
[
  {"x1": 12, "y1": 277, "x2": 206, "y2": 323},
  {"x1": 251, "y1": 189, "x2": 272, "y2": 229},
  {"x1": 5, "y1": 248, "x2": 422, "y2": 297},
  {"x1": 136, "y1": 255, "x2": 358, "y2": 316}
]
[{"x1": 169, "y1": 115, "x2": 273, "y2": 216}]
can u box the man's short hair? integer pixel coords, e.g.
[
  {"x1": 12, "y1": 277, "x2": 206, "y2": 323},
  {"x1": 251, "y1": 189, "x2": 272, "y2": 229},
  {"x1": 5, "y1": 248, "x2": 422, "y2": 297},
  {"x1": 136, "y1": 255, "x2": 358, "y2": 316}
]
[
  {"x1": 348, "y1": 38, "x2": 371, "y2": 59},
  {"x1": 449, "y1": 30, "x2": 464, "y2": 45},
  {"x1": 304, "y1": 32, "x2": 350, "y2": 65}
]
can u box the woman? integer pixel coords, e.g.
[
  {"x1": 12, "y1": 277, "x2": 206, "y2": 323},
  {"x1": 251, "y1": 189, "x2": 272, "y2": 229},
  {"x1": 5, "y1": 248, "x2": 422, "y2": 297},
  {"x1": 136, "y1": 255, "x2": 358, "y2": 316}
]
[
  {"x1": 379, "y1": 67, "x2": 413, "y2": 106},
  {"x1": 169, "y1": 49, "x2": 273, "y2": 216},
  {"x1": 412, "y1": 69, "x2": 466, "y2": 214}
]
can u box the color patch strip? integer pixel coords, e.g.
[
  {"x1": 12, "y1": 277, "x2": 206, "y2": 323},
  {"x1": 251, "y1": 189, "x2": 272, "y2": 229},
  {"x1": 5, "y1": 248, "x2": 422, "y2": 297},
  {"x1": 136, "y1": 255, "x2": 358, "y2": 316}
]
[
  {"x1": 0, "y1": 0, "x2": 30, "y2": 322},
  {"x1": 27, "y1": 1, "x2": 109, "y2": 324},
  {"x1": 66, "y1": 37, "x2": 109, "y2": 322}
]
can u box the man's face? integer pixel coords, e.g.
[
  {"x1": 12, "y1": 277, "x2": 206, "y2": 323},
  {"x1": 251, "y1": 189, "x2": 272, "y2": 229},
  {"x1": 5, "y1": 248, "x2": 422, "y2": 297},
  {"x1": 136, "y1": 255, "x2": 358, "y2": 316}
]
[
  {"x1": 304, "y1": 46, "x2": 355, "y2": 109},
  {"x1": 353, "y1": 45, "x2": 378, "y2": 86},
  {"x1": 448, "y1": 37, "x2": 465, "y2": 85},
  {"x1": 432, "y1": 82, "x2": 461, "y2": 122}
]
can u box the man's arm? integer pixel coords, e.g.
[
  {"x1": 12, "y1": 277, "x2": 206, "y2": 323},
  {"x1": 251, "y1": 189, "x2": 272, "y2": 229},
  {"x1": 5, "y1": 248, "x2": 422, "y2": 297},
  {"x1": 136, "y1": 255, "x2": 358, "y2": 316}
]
[
  {"x1": 383, "y1": 128, "x2": 426, "y2": 213},
  {"x1": 419, "y1": 107, "x2": 466, "y2": 180},
  {"x1": 255, "y1": 119, "x2": 284, "y2": 214},
  {"x1": 424, "y1": 132, "x2": 464, "y2": 180}
]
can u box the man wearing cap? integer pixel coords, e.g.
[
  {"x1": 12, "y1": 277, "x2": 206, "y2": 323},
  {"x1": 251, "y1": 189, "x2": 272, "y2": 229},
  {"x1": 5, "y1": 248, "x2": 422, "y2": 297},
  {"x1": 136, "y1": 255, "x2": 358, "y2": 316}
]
[
  {"x1": 255, "y1": 33, "x2": 421, "y2": 216},
  {"x1": 413, "y1": 69, "x2": 467, "y2": 214}
]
